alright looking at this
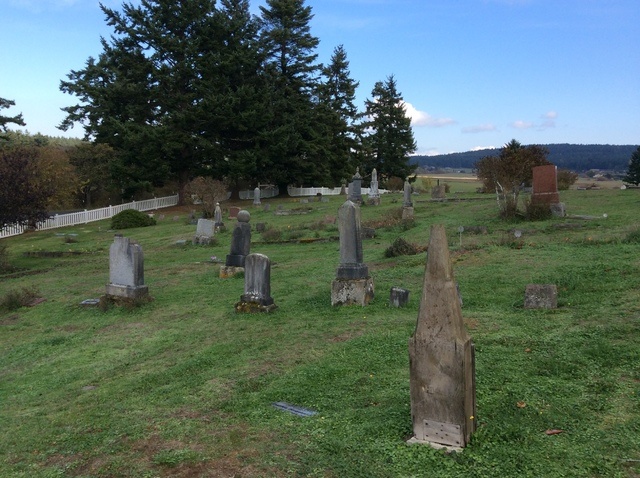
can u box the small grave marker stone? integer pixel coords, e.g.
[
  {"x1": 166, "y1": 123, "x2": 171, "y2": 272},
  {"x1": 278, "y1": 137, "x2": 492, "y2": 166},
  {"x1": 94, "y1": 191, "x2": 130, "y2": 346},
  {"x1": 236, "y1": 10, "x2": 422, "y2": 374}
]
[{"x1": 524, "y1": 284, "x2": 558, "y2": 309}]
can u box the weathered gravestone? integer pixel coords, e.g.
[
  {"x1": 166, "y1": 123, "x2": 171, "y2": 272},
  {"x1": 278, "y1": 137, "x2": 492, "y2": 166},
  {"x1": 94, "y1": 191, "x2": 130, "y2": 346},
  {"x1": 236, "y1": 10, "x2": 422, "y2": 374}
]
[
  {"x1": 214, "y1": 202, "x2": 224, "y2": 228},
  {"x1": 331, "y1": 200, "x2": 374, "y2": 306},
  {"x1": 408, "y1": 224, "x2": 476, "y2": 449},
  {"x1": 193, "y1": 218, "x2": 215, "y2": 245},
  {"x1": 524, "y1": 284, "x2": 558, "y2": 309},
  {"x1": 402, "y1": 180, "x2": 414, "y2": 219},
  {"x1": 350, "y1": 168, "x2": 363, "y2": 203},
  {"x1": 532, "y1": 165, "x2": 565, "y2": 216},
  {"x1": 228, "y1": 206, "x2": 240, "y2": 219},
  {"x1": 253, "y1": 186, "x2": 261, "y2": 206},
  {"x1": 431, "y1": 184, "x2": 447, "y2": 200},
  {"x1": 256, "y1": 222, "x2": 266, "y2": 233},
  {"x1": 368, "y1": 168, "x2": 381, "y2": 205},
  {"x1": 390, "y1": 287, "x2": 410, "y2": 307},
  {"x1": 104, "y1": 235, "x2": 149, "y2": 301},
  {"x1": 220, "y1": 210, "x2": 251, "y2": 278},
  {"x1": 235, "y1": 253, "x2": 277, "y2": 313}
]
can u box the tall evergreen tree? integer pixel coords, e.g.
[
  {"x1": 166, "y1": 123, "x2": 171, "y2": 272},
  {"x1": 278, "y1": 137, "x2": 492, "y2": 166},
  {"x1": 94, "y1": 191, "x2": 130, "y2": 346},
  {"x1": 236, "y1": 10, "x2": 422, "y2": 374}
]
[
  {"x1": 0, "y1": 97, "x2": 26, "y2": 140},
  {"x1": 622, "y1": 146, "x2": 640, "y2": 186},
  {"x1": 362, "y1": 75, "x2": 417, "y2": 182},
  {"x1": 317, "y1": 45, "x2": 361, "y2": 185},
  {"x1": 258, "y1": 0, "x2": 325, "y2": 188}
]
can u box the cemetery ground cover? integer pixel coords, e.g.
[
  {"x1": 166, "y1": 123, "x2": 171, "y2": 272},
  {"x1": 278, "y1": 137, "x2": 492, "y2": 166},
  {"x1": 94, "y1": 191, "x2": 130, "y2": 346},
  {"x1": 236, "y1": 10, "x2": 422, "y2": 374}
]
[{"x1": 1, "y1": 187, "x2": 639, "y2": 477}]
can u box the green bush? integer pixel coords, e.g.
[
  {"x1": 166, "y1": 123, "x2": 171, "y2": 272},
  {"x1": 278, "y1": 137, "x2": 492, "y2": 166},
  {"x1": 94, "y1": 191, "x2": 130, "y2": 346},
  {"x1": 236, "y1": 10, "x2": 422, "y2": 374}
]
[
  {"x1": 111, "y1": 209, "x2": 157, "y2": 229},
  {"x1": 384, "y1": 237, "x2": 419, "y2": 258},
  {"x1": 1, "y1": 286, "x2": 39, "y2": 311}
]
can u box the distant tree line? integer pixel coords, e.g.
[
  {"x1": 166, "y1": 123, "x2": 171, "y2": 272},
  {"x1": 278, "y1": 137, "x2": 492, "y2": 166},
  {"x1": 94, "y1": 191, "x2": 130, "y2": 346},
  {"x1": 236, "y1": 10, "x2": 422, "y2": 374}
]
[
  {"x1": 57, "y1": 0, "x2": 417, "y2": 203},
  {"x1": 415, "y1": 144, "x2": 638, "y2": 172}
]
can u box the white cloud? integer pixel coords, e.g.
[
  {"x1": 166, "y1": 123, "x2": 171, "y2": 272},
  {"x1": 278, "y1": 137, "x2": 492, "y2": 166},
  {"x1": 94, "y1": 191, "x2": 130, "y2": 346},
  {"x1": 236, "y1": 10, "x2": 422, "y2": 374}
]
[
  {"x1": 543, "y1": 111, "x2": 558, "y2": 119},
  {"x1": 538, "y1": 111, "x2": 557, "y2": 130},
  {"x1": 403, "y1": 101, "x2": 456, "y2": 128},
  {"x1": 462, "y1": 123, "x2": 497, "y2": 134},
  {"x1": 471, "y1": 145, "x2": 497, "y2": 151},
  {"x1": 511, "y1": 120, "x2": 534, "y2": 129}
]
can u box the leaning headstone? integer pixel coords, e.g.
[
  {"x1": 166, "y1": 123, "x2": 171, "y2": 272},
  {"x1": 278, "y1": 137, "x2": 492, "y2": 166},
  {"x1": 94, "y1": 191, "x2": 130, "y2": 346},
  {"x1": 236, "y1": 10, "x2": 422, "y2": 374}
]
[
  {"x1": 408, "y1": 225, "x2": 476, "y2": 449},
  {"x1": 104, "y1": 235, "x2": 149, "y2": 301},
  {"x1": 193, "y1": 218, "x2": 215, "y2": 245},
  {"x1": 235, "y1": 253, "x2": 277, "y2": 313},
  {"x1": 402, "y1": 180, "x2": 414, "y2": 219},
  {"x1": 253, "y1": 186, "x2": 261, "y2": 206},
  {"x1": 390, "y1": 287, "x2": 409, "y2": 307},
  {"x1": 524, "y1": 284, "x2": 558, "y2": 309},
  {"x1": 214, "y1": 203, "x2": 224, "y2": 227},
  {"x1": 220, "y1": 210, "x2": 251, "y2": 278},
  {"x1": 368, "y1": 168, "x2": 381, "y2": 205},
  {"x1": 331, "y1": 200, "x2": 374, "y2": 306}
]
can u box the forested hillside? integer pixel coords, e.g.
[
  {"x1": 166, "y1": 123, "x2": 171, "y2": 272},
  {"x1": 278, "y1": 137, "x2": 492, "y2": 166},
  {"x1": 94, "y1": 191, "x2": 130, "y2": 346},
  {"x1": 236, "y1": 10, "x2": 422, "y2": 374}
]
[{"x1": 414, "y1": 144, "x2": 637, "y2": 172}]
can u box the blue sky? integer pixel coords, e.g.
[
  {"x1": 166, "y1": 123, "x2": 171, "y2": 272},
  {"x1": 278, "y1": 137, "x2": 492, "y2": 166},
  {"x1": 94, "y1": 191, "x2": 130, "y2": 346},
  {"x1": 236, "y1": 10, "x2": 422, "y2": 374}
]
[{"x1": 1, "y1": 0, "x2": 638, "y2": 155}]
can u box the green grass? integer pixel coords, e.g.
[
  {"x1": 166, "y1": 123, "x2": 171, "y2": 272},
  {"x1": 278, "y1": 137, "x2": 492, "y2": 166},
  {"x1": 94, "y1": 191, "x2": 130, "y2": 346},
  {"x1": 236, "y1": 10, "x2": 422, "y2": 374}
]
[{"x1": 1, "y1": 190, "x2": 639, "y2": 477}]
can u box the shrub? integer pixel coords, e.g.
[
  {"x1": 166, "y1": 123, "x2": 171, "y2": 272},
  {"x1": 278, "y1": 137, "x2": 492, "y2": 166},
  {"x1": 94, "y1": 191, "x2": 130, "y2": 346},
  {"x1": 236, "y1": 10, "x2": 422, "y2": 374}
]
[
  {"x1": 557, "y1": 169, "x2": 578, "y2": 190},
  {"x1": 111, "y1": 209, "x2": 156, "y2": 229},
  {"x1": 261, "y1": 228, "x2": 282, "y2": 242},
  {"x1": 0, "y1": 286, "x2": 39, "y2": 311},
  {"x1": 524, "y1": 200, "x2": 552, "y2": 221},
  {"x1": 383, "y1": 176, "x2": 404, "y2": 191},
  {"x1": 384, "y1": 237, "x2": 419, "y2": 258},
  {"x1": 623, "y1": 228, "x2": 640, "y2": 244}
]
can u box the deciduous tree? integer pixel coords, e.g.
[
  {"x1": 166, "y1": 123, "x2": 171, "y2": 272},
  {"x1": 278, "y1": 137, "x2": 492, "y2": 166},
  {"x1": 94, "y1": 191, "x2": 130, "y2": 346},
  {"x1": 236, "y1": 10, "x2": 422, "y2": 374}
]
[{"x1": 475, "y1": 139, "x2": 551, "y2": 218}]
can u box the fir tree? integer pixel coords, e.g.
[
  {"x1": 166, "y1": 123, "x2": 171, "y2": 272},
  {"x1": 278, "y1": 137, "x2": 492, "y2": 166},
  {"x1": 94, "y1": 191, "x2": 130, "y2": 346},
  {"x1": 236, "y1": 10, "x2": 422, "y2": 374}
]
[
  {"x1": 623, "y1": 146, "x2": 640, "y2": 186},
  {"x1": 362, "y1": 75, "x2": 417, "y2": 182}
]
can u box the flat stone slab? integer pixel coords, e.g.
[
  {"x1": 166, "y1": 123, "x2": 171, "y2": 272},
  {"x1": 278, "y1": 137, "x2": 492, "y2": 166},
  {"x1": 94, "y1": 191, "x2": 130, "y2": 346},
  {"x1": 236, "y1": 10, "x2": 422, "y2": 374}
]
[
  {"x1": 220, "y1": 265, "x2": 244, "y2": 278},
  {"x1": 524, "y1": 284, "x2": 558, "y2": 309}
]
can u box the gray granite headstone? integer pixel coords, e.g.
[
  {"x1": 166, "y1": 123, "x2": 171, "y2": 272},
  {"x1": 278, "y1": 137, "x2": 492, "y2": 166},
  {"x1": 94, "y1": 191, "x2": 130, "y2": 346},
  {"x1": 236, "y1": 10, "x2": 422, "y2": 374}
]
[
  {"x1": 225, "y1": 210, "x2": 251, "y2": 267},
  {"x1": 253, "y1": 186, "x2": 261, "y2": 205},
  {"x1": 105, "y1": 235, "x2": 149, "y2": 299},
  {"x1": 235, "y1": 253, "x2": 276, "y2": 312},
  {"x1": 193, "y1": 218, "x2": 215, "y2": 245},
  {"x1": 214, "y1": 203, "x2": 224, "y2": 227},
  {"x1": 331, "y1": 200, "x2": 374, "y2": 306},
  {"x1": 350, "y1": 167, "x2": 363, "y2": 203},
  {"x1": 403, "y1": 180, "x2": 413, "y2": 207},
  {"x1": 390, "y1": 287, "x2": 409, "y2": 307}
]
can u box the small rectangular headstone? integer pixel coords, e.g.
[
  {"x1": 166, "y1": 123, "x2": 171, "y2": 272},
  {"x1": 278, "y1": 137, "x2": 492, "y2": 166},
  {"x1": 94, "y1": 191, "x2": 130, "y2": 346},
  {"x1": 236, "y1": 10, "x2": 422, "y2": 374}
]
[
  {"x1": 524, "y1": 284, "x2": 558, "y2": 309},
  {"x1": 390, "y1": 287, "x2": 409, "y2": 307}
]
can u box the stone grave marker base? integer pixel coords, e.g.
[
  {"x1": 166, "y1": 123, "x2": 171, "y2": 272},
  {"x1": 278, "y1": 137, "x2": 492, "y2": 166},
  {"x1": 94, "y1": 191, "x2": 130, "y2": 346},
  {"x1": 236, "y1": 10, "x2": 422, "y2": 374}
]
[
  {"x1": 105, "y1": 283, "x2": 149, "y2": 300},
  {"x1": 402, "y1": 207, "x2": 414, "y2": 220},
  {"x1": 367, "y1": 197, "x2": 380, "y2": 206},
  {"x1": 220, "y1": 265, "x2": 244, "y2": 278},
  {"x1": 331, "y1": 277, "x2": 374, "y2": 306},
  {"x1": 235, "y1": 301, "x2": 277, "y2": 313}
]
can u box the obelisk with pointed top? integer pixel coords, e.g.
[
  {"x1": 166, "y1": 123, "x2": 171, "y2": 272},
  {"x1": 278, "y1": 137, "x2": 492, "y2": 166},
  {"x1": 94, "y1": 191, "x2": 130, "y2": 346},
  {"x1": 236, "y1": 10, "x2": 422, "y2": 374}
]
[{"x1": 408, "y1": 224, "x2": 476, "y2": 449}]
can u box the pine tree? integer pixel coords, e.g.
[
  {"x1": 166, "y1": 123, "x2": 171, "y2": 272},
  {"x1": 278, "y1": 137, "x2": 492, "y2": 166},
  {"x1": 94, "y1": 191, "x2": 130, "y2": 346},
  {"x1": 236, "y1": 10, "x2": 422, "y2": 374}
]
[
  {"x1": 258, "y1": 0, "x2": 326, "y2": 188},
  {"x1": 362, "y1": 75, "x2": 417, "y2": 182},
  {"x1": 317, "y1": 45, "x2": 361, "y2": 185},
  {"x1": 623, "y1": 146, "x2": 640, "y2": 186},
  {"x1": 0, "y1": 97, "x2": 26, "y2": 140}
]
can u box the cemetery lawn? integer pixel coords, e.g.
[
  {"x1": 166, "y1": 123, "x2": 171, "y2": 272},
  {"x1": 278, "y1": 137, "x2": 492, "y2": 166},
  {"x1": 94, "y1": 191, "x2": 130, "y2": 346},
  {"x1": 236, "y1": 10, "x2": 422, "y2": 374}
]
[{"x1": 1, "y1": 188, "x2": 639, "y2": 477}]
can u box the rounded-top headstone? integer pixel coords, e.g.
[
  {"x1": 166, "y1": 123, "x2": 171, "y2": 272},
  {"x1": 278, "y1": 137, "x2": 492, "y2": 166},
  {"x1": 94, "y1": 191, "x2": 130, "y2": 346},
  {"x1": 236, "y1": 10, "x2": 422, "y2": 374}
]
[{"x1": 237, "y1": 210, "x2": 251, "y2": 223}]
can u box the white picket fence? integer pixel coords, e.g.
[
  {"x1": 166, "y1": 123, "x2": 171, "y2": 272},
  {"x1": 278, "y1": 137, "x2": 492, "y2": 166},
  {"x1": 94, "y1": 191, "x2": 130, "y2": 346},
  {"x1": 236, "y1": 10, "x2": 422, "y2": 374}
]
[
  {"x1": 287, "y1": 186, "x2": 389, "y2": 197},
  {"x1": 0, "y1": 195, "x2": 179, "y2": 240}
]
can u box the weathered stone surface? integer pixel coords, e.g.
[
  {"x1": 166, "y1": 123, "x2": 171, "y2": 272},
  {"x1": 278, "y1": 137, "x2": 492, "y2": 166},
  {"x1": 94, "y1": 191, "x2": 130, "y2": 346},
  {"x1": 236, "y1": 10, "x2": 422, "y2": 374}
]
[
  {"x1": 403, "y1": 180, "x2": 413, "y2": 207},
  {"x1": 390, "y1": 287, "x2": 410, "y2": 307},
  {"x1": 335, "y1": 200, "x2": 368, "y2": 280},
  {"x1": 331, "y1": 277, "x2": 374, "y2": 306},
  {"x1": 431, "y1": 185, "x2": 447, "y2": 199},
  {"x1": 225, "y1": 211, "x2": 251, "y2": 268},
  {"x1": 524, "y1": 284, "x2": 558, "y2": 309},
  {"x1": 368, "y1": 168, "x2": 380, "y2": 201},
  {"x1": 408, "y1": 225, "x2": 476, "y2": 449},
  {"x1": 106, "y1": 235, "x2": 149, "y2": 300},
  {"x1": 235, "y1": 253, "x2": 276, "y2": 312},
  {"x1": 256, "y1": 222, "x2": 266, "y2": 233},
  {"x1": 532, "y1": 165, "x2": 560, "y2": 204},
  {"x1": 193, "y1": 218, "x2": 215, "y2": 245},
  {"x1": 361, "y1": 227, "x2": 376, "y2": 239},
  {"x1": 550, "y1": 202, "x2": 566, "y2": 217},
  {"x1": 219, "y1": 265, "x2": 244, "y2": 278},
  {"x1": 350, "y1": 167, "x2": 363, "y2": 203},
  {"x1": 253, "y1": 187, "x2": 261, "y2": 205},
  {"x1": 402, "y1": 206, "x2": 414, "y2": 220},
  {"x1": 214, "y1": 203, "x2": 224, "y2": 227},
  {"x1": 228, "y1": 206, "x2": 240, "y2": 219}
]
